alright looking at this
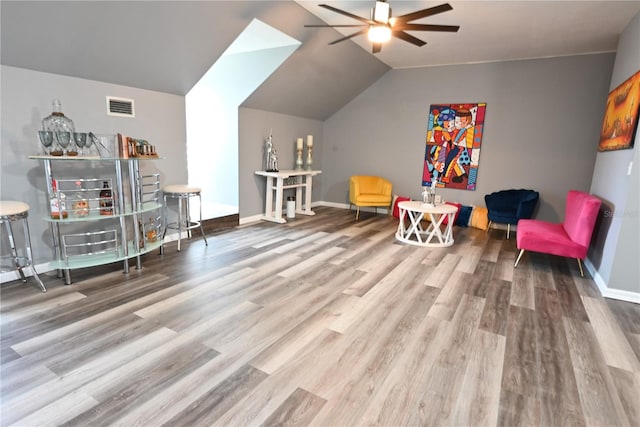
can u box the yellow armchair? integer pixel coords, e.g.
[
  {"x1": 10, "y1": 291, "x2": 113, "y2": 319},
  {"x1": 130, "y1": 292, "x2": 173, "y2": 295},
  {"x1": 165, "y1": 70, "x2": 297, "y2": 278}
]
[{"x1": 349, "y1": 175, "x2": 393, "y2": 220}]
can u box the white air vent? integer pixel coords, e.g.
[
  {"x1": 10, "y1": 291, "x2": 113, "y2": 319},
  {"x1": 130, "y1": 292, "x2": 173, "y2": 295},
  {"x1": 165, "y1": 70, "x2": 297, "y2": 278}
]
[{"x1": 106, "y1": 96, "x2": 135, "y2": 117}]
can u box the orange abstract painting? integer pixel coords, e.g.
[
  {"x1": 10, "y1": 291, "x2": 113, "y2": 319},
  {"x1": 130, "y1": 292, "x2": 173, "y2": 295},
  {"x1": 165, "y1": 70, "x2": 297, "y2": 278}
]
[{"x1": 599, "y1": 70, "x2": 640, "y2": 152}]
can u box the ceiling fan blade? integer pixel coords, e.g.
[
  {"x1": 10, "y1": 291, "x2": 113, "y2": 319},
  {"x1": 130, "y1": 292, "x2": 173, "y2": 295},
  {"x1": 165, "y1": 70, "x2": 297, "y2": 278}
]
[
  {"x1": 329, "y1": 28, "x2": 369, "y2": 45},
  {"x1": 394, "y1": 23, "x2": 460, "y2": 32},
  {"x1": 319, "y1": 4, "x2": 374, "y2": 24},
  {"x1": 392, "y1": 30, "x2": 426, "y2": 47},
  {"x1": 394, "y1": 3, "x2": 453, "y2": 24},
  {"x1": 305, "y1": 24, "x2": 369, "y2": 28},
  {"x1": 372, "y1": 43, "x2": 382, "y2": 54}
]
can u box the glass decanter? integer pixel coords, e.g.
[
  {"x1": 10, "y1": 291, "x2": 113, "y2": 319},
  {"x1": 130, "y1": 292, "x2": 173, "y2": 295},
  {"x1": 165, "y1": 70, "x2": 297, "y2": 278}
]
[{"x1": 42, "y1": 99, "x2": 75, "y2": 156}]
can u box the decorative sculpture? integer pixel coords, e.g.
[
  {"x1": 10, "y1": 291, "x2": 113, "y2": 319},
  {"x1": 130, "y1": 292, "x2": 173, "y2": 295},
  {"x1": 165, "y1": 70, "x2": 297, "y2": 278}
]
[
  {"x1": 422, "y1": 180, "x2": 437, "y2": 206},
  {"x1": 422, "y1": 186, "x2": 430, "y2": 204},
  {"x1": 265, "y1": 130, "x2": 279, "y2": 172}
]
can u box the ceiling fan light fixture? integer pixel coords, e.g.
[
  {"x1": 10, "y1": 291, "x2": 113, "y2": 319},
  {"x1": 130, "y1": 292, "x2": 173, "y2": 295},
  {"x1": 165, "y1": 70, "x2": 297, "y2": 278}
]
[
  {"x1": 368, "y1": 24, "x2": 392, "y2": 43},
  {"x1": 371, "y1": 1, "x2": 391, "y2": 23},
  {"x1": 309, "y1": 2, "x2": 459, "y2": 52}
]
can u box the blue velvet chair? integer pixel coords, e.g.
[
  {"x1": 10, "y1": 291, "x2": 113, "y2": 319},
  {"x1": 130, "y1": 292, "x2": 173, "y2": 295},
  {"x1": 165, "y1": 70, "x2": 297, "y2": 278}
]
[{"x1": 484, "y1": 189, "x2": 539, "y2": 239}]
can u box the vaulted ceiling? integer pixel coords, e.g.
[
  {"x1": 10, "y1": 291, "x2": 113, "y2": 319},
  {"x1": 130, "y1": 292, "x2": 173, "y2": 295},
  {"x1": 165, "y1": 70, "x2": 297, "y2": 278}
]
[
  {"x1": 2, "y1": 1, "x2": 638, "y2": 121},
  {"x1": 1, "y1": 1, "x2": 389, "y2": 120},
  {"x1": 298, "y1": 1, "x2": 640, "y2": 68}
]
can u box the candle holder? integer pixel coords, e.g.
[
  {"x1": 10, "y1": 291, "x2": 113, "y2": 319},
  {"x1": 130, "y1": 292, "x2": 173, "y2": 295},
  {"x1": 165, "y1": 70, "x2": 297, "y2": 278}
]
[
  {"x1": 295, "y1": 147, "x2": 304, "y2": 170},
  {"x1": 305, "y1": 146, "x2": 313, "y2": 170}
]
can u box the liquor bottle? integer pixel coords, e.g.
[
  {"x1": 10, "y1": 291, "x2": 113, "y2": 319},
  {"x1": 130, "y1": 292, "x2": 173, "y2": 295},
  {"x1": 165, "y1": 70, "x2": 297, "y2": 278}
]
[
  {"x1": 146, "y1": 217, "x2": 158, "y2": 243},
  {"x1": 71, "y1": 180, "x2": 89, "y2": 217},
  {"x1": 138, "y1": 220, "x2": 145, "y2": 249},
  {"x1": 99, "y1": 181, "x2": 113, "y2": 215},
  {"x1": 42, "y1": 99, "x2": 76, "y2": 156},
  {"x1": 49, "y1": 179, "x2": 68, "y2": 219}
]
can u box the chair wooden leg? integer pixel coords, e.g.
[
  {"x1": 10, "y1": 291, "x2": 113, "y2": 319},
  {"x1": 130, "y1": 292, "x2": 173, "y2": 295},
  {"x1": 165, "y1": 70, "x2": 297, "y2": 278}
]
[
  {"x1": 507, "y1": 224, "x2": 510, "y2": 239},
  {"x1": 356, "y1": 206, "x2": 360, "y2": 221},
  {"x1": 577, "y1": 258, "x2": 584, "y2": 277},
  {"x1": 486, "y1": 221, "x2": 492, "y2": 233},
  {"x1": 514, "y1": 249, "x2": 525, "y2": 268}
]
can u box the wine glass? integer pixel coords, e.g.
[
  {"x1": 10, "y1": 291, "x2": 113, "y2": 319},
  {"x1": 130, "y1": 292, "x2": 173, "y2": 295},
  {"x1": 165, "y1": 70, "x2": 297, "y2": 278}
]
[
  {"x1": 38, "y1": 130, "x2": 53, "y2": 155},
  {"x1": 84, "y1": 133, "x2": 94, "y2": 156},
  {"x1": 56, "y1": 131, "x2": 71, "y2": 155},
  {"x1": 73, "y1": 132, "x2": 87, "y2": 156}
]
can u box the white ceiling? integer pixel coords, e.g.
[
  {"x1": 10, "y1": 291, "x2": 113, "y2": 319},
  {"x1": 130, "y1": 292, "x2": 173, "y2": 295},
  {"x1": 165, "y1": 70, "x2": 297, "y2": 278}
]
[
  {"x1": 296, "y1": 0, "x2": 640, "y2": 68},
  {"x1": 2, "y1": 0, "x2": 638, "y2": 119}
]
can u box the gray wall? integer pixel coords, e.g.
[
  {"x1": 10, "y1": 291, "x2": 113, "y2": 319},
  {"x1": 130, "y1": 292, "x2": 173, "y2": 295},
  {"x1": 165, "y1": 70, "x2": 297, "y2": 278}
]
[
  {"x1": 3, "y1": 45, "x2": 635, "y2": 299},
  {"x1": 239, "y1": 108, "x2": 323, "y2": 220},
  {"x1": 321, "y1": 54, "x2": 615, "y2": 224},
  {"x1": 590, "y1": 11, "x2": 640, "y2": 295},
  {"x1": 1, "y1": 65, "x2": 187, "y2": 264},
  {"x1": 1, "y1": 1, "x2": 390, "y2": 122}
]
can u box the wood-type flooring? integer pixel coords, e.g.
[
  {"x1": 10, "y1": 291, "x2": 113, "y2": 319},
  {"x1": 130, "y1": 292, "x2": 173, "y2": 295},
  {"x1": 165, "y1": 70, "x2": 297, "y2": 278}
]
[{"x1": 1, "y1": 207, "x2": 639, "y2": 426}]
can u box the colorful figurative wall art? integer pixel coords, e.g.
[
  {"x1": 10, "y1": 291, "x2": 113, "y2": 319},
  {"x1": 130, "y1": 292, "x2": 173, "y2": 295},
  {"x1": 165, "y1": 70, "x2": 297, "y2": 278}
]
[
  {"x1": 599, "y1": 70, "x2": 640, "y2": 152},
  {"x1": 423, "y1": 103, "x2": 487, "y2": 190}
]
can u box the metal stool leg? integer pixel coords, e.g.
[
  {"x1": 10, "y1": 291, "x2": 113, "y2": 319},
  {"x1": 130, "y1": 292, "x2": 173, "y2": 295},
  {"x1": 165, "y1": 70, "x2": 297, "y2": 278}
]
[
  {"x1": 1, "y1": 212, "x2": 46, "y2": 292},
  {"x1": 198, "y1": 193, "x2": 207, "y2": 246},
  {"x1": 177, "y1": 195, "x2": 184, "y2": 251},
  {"x1": 22, "y1": 218, "x2": 46, "y2": 292},
  {"x1": 160, "y1": 193, "x2": 168, "y2": 255},
  {"x1": 185, "y1": 195, "x2": 192, "y2": 239},
  {"x1": 4, "y1": 220, "x2": 26, "y2": 282}
]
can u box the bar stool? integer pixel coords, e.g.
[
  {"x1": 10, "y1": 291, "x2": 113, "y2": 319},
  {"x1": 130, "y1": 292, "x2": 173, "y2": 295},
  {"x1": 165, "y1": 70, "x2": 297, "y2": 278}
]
[
  {"x1": 0, "y1": 201, "x2": 46, "y2": 292},
  {"x1": 161, "y1": 185, "x2": 208, "y2": 252}
]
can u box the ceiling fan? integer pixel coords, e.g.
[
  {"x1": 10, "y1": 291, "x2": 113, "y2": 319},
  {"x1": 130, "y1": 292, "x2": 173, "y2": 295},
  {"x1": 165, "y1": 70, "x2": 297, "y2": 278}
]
[{"x1": 305, "y1": 1, "x2": 460, "y2": 53}]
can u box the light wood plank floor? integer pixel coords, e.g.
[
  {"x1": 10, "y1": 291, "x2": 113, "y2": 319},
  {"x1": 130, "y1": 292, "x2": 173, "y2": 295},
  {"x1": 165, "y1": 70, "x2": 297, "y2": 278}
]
[{"x1": 1, "y1": 207, "x2": 639, "y2": 426}]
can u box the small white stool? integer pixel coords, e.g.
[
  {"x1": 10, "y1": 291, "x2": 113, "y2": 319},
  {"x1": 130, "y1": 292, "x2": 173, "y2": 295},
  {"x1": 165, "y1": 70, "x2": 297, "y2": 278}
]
[
  {"x1": 161, "y1": 185, "x2": 208, "y2": 252},
  {"x1": 0, "y1": 201, "x2": 46, "y2": 292}
]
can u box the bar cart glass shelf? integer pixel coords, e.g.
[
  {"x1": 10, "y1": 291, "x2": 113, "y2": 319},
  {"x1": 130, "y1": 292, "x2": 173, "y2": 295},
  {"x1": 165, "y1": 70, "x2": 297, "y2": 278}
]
[{"x1": 29, "y1": 155, "x2": 163, "y2": 284}]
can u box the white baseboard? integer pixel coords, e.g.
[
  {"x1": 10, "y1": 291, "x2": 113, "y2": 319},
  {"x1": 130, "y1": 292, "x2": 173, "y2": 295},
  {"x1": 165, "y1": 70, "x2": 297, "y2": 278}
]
[
  {"x1": 162, "y1": 231, "x2": 190, "y2": 243},
  {"x1": 488, "y1": 223, "x2": 511, "y2": 231},
  {"x1": 316, "y1": 201, "x2": 390, "y2": 215},
  {"x1": 0, "y1": 261, "x2": 55, "y2": 283},
  {"x1": 239, "y1": 214, "x2": 263, "y2": 225},
  {"x1": 584, "y1": 258, "x2": 640, "y2": 303},
  {"x1": 318, "y1": 201, "x2": 348, "y2": 209},
  {"x1": 238, "y1": 201, "x2": 390, "y2": 225},
  {"x1": 0, "y1": 232, "x2": 190, "y2": 284}
]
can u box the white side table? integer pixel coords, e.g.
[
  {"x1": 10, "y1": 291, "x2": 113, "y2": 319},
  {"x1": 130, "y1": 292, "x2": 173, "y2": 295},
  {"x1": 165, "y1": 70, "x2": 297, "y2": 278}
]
[
  {"x1": 395, "y1": 201, "x2": 458, "y2": 247},
  {"x1": 255, "y1": 170, "x2": 322, "y2": 223}
]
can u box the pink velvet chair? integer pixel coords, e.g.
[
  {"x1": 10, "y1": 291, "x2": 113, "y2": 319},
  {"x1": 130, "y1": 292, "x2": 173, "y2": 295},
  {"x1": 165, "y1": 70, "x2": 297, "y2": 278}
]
[{"x1": 514, "y1": 190, "x2": 601, "y2": 277}]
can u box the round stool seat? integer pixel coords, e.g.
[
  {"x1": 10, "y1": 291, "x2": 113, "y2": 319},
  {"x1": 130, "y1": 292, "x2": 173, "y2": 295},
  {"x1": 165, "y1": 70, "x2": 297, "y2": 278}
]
[
  {"x1": 0, "y1": 201, "x2": 30, "y2": 217},
  {"x1": 163, "y1": 184, "x2": 201, "y2": 195}
]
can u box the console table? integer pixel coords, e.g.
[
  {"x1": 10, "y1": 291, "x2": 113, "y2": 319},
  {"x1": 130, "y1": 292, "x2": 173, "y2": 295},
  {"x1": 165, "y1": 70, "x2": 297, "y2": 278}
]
[
  {"x1": 395, "y1": 201, "x2": 457, "y2": 247},
  {"x1": 255, "y1": 170, "x2": 321, "y2": 223}
]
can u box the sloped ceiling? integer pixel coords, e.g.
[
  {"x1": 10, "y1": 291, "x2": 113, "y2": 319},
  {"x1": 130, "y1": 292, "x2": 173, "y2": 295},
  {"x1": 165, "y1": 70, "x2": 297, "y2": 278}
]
[
  {"x1": 298, "y1": 1, "x2": 640, "y2": 69},
  {"x1": 3, "y1": 1, "x2": 639, "y2": 121},
  {"x1": 0, "y1": 1, "x2": 389, "y2": 121}
]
